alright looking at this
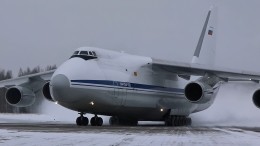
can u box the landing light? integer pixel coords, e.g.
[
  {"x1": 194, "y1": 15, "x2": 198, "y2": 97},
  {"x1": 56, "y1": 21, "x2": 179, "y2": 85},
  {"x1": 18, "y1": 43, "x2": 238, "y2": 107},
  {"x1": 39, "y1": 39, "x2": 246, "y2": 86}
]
[
  {"x1": 160, "y1": 108, "x2": 164, "y2": 112},
  {"x1": 90, "y1": 101, "x2": 95, "y2": 106},
  {"x1": 55, "y1": 101, "x2": 58, "y2": 105}
]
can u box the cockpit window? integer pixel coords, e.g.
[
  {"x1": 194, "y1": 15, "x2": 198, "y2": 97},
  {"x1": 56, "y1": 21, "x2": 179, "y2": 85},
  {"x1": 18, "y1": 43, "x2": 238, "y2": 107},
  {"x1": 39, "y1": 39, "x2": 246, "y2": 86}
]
[
  {"x1": 73, "y1": 51, "x2": 79, "y2": 55},
  {"x1": 80, "y1": 51, "x2": 89, "y2": 55},
  {"x1": 92, "y1": 51, "x2": 97, "y2": 56},
  {"x1": 70, "y1": 50, "x2": 97, "y2": 60}
]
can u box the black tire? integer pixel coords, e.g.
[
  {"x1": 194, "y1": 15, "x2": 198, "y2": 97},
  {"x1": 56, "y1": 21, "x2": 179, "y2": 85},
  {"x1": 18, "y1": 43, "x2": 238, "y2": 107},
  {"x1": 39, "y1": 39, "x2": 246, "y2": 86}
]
[
  {"x1": 109, "y1": 116, "x2": 119, "y2": 126},
  {"x1": 90, "y1": 117, "x2": 96, "y2": 126},
  {"x1": 82, "y1": 117, "x2": 89, "y2": 126},
  {"x1": 187, "y1": 118, "x2": 192, "y2": 126},
  {"x1": 129, "y1": 120, "x2": 138, "y2": 126},
  {"x1": 165, "y1": 117, "x2": 172, "y2": 126},
  {"x1": 171, "y1": 116, "x2": 176, "y2": 126},
  {"x1": 97, "y1": 117, "x2": 103, "y2": 126},
  {"x1": 174, "y1": 117, "x2": 179, "y2": 126},
  {"x1": 76, "y1": 117, "x2": 82, "y2": 126}
]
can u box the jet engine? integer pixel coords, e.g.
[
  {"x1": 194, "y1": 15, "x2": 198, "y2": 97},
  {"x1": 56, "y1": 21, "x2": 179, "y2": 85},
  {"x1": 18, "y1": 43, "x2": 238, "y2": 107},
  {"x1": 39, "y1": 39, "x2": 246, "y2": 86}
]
[
  {"x1": 5, "y1": 86, "x2": 35, "y2": 107},
  {"x1": 252, "y1": 89, "x2": 260, "y2": 108},
  {"x1": 184, "y1": 81, "x2": 214, "y2": 104},
  {"x1": 42, "y1": 82, "x2": 55, "y2": 102}
]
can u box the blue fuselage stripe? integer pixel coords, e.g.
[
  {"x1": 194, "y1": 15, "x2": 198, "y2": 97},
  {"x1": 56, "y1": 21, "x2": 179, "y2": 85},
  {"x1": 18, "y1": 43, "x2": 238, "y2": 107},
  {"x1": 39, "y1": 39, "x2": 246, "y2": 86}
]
[{"x1": 71, "y1": 80, "x2": 184, "y2": 94}]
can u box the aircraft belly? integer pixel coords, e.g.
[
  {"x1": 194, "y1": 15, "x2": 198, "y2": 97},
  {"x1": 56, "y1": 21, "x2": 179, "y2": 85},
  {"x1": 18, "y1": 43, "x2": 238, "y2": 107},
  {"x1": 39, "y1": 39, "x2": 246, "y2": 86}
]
[{"x1": 58, "y1": 84, "x2": 199, "y2": 120}]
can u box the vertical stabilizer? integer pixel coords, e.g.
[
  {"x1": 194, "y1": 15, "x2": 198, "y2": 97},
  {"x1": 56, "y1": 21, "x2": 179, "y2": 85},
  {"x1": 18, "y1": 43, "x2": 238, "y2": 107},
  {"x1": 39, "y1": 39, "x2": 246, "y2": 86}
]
[{"x1": 191, "y1": 6, "x2": 217, "y2": 65}]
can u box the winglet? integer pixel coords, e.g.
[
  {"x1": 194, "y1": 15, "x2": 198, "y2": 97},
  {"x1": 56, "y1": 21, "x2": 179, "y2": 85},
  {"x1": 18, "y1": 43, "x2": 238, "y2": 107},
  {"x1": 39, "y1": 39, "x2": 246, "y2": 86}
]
[{"x1": 191, "y1": 6, "x2": 217, "y2": 65}]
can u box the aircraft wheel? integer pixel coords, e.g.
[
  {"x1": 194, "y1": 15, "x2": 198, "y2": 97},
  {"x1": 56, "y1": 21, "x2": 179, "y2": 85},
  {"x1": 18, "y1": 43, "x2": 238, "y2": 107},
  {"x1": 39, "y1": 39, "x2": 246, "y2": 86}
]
[
  {"x1": 91, "y1": 117, "x2": 97, "y2": 126},
  {"x1": 82, "y1": 117, "x2": 89, "y2": 126},
  {"x1": 76, "y1": 117, "x2": 82, "y2": 126},
  {"x1": 175, "y1": 116, "x2": 180, "y2": 126},
  {"x1": 109, "y1": 116, "x2": 119, "y2": 126},
  {"x1": 187, "y1": 118, "x2": 192, "y2": 126},
  {"x1": 91, "y1": 116, "x2": 103, "y2": 126},
  {"x1": 179, "y1": 117, "x2": 184, "y2": 126},
  {"x1": 97, "y1": 117, "x2": 103, "y2": 126},
  {"x1": 167, "y1": 116, "x2": 192, "y2": 127},
  {"x1": 76, "y1": 116, "x2": 88, "y2": 126}
]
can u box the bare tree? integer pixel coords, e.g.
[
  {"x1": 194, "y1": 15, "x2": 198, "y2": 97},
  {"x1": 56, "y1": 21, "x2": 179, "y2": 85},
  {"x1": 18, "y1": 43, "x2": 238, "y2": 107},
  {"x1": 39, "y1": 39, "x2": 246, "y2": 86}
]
[
  {"x1": 46, "y1": 64, "x2": 57, "y2": 71},
  {"x1": 0, "y1": 69, "x2": 12, "y2": 81}
]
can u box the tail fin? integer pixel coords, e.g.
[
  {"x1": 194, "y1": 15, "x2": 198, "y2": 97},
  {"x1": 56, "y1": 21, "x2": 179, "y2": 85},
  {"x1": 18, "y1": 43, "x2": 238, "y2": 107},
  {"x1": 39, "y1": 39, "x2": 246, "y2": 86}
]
[{"x1": 191, "y1": 6, "x2": 217, "y2": 65}]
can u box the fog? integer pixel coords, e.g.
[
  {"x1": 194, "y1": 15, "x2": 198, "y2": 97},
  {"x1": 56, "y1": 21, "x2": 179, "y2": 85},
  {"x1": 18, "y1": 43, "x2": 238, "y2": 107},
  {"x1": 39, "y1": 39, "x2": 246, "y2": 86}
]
[{"x1": 192, "y1": 82, "x2": 260, "y2": 127}]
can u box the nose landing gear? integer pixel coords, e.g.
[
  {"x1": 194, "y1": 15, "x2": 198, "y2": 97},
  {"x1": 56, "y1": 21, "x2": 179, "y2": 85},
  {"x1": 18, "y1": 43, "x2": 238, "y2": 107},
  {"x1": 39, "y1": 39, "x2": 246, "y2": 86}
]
[
  {"x1": 76, "y1": 113, "x2": 104, "y2": 126},
  {"x1": 90, "y1": 115, "x2": 103, "y2": 126},
  {"x1": 76, "y1": 112, "x2": 89, "y2": 126}
]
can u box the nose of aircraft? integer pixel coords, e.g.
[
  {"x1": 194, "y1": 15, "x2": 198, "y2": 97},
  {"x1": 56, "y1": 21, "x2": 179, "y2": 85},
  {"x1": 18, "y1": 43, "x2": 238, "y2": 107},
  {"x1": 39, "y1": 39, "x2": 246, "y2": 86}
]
[{"x1": 50, "y1": 74, "x2": 71, "y2": 102}]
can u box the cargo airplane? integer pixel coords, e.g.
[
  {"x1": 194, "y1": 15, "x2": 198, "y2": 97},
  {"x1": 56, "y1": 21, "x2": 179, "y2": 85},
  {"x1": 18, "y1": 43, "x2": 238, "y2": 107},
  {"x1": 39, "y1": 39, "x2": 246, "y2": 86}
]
[{"x1": 1, "y1": 7, "x2": 260, "y2": 126}]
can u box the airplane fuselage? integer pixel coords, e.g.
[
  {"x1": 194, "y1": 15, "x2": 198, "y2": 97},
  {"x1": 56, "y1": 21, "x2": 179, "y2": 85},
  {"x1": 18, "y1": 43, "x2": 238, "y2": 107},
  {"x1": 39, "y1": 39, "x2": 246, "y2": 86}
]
[{"x1": 50, "y1": 48, "x2": 218, "y2": 121}]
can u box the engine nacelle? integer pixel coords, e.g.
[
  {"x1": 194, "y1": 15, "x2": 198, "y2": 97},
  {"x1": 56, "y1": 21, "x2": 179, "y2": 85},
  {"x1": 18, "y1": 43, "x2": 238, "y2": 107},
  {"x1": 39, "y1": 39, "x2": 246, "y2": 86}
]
[
  {"x1": 42, "y1": 82, "x2": 55, "y2": 102},
  {"x1": 252, "y1": 89, "x2": 260, "y2": 109},
  {"x1": 184, "y1": 81, "x2": 214, "y2": 104},
  {"x1": 5, "y1": 86, "x2": 35, "y2": 107}
]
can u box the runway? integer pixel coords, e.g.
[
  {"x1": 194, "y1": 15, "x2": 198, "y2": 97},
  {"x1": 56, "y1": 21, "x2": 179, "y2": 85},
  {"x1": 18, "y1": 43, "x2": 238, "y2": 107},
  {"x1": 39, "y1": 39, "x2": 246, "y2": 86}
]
[{"x1": 0, "y1": 122, "x2": 260, "y2": 146}]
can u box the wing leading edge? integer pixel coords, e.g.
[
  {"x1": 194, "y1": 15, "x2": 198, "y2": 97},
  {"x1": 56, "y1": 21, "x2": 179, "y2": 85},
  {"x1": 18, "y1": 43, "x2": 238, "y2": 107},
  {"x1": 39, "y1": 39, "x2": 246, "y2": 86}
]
[
  {"x1": 0, "y1": 70, "x2": 55, "y2": 89},
  {"x1": 152, "y1": 58, "x2": 260, "y2": 82}
]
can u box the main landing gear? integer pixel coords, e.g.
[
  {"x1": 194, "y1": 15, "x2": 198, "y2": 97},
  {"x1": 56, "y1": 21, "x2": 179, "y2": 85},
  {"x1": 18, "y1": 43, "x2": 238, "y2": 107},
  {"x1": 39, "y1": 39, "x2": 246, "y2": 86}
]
[
  {"x1": 165, "y1": 115, "x2": 192, "y2": 126},
  {"x1": 109, "y1": 116, "x2": 138, "y2": 126},
  {"x1": 76, "y1": 112, "x2": 103, "y2": 126}
]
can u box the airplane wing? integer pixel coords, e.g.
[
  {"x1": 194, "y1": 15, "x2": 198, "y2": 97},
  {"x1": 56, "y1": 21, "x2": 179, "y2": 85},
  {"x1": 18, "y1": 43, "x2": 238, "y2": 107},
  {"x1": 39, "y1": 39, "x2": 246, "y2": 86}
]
[
  {"x1": 152, "y1": 58, "x2": 260, "y2": 82},
  {"x1": 0, "y1": 70, "x2": 55, "y2": 91}
]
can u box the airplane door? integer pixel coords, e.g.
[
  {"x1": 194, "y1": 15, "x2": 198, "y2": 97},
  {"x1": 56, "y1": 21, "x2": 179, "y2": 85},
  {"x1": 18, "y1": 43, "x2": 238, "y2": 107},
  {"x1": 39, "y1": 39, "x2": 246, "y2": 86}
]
[{"x1": 113, "y1": 81, "x2": 127, "y2": 106}]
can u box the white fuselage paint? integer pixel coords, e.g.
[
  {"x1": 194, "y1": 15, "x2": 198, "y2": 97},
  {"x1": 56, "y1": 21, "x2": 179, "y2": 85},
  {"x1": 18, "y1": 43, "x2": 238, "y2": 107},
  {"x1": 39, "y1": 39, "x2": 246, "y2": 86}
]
[{"x1": 50, "y1": 47, "x2": 218, "y2": 121}]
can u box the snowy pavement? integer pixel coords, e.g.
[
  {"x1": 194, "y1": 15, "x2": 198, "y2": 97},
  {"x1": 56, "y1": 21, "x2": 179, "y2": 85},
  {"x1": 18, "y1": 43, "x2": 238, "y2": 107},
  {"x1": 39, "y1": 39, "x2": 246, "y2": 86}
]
[
  {"x1": 0, "y1": 113, "x2": 260, "y2": 146},
  {"x1": 0, "y1": 122, "x2": 260, "y2": 146}
]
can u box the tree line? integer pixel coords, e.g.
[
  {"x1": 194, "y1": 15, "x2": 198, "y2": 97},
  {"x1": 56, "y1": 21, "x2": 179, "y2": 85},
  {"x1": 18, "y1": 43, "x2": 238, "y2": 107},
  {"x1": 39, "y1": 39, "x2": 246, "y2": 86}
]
[
  {"x1": 0, "y1": 65, "x2": 57, "y2": 81},
  {"x1": 18, "y1": 65, "x2": 57, "y2": 77},
  {"x1": 0, "y1": 65, "x2": 57, "y2": 113},
  {"x1": 0, "y1": 70, "x2": 12, "y2": 81}
]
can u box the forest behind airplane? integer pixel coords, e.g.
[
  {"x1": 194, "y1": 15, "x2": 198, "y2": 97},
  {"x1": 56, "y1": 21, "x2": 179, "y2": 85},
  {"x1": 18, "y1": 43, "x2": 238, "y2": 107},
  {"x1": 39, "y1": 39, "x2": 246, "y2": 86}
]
[{"x1": 1, "y1": 7, "x2": 260, "y2": 126}]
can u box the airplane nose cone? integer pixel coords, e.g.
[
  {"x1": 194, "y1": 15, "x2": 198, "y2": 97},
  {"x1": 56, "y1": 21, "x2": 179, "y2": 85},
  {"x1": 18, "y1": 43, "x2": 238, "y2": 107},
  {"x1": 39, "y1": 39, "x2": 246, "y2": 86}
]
[{"x1": 50, "y1": 74, "x2": 71, "y2": 102}]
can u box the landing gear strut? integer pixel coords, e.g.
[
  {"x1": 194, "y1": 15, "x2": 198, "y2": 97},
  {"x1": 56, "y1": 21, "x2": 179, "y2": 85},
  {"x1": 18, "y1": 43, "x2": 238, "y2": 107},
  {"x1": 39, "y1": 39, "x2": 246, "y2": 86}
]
[
  {"x1": 90, "y1": 115, "x2": 103, "y2": 126},
  {"x1": 165, "y1": 116, "x2": 192, "y2": 126},
  {"x1": 76, "y1": 112, "x2": 89, "y2": 126}
]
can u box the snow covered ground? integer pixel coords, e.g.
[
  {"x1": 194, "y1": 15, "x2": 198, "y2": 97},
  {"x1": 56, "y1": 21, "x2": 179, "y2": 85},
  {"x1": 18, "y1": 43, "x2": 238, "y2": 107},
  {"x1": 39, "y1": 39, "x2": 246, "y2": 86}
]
[
  {"x1": 0, "y1": 114, "x2": 260, "y2": 146},
  {"x1": 0, "y1": 123, "x2": 260, "y2": 146}
]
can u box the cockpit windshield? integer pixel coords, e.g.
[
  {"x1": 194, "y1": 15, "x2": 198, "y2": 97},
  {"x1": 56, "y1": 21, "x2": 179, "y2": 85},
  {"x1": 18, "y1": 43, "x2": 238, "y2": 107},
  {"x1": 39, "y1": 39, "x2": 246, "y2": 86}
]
[
  {"x1": 73, "y1": 51, "x2": 79, "y2": 55},
  {"x1": 70, "y1": 51, "x2": 97, "y2": 60}
]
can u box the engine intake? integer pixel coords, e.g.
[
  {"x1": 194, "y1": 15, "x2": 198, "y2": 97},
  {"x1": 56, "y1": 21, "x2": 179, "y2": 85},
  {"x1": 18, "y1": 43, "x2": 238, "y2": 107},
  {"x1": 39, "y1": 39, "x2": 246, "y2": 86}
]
[
  {"x1": 252, "y1": 89, "x2": 260, "y2": 108},
  {"x1": 184, "y1": 81, "x2": 213, "y2": 104},
  {"x1": 5, "y1": 86, "x2": 35, "y2": 107},
  {"x1": 42, "y1": 82, "x2": 55, "y2": 102}
]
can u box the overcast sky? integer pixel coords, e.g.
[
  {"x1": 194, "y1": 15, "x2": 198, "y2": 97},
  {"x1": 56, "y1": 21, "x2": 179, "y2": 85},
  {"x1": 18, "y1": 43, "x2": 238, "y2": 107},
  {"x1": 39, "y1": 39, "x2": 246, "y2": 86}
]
[{"x1": 1, "y1": 0, "x2": 260, "y2": 76}]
